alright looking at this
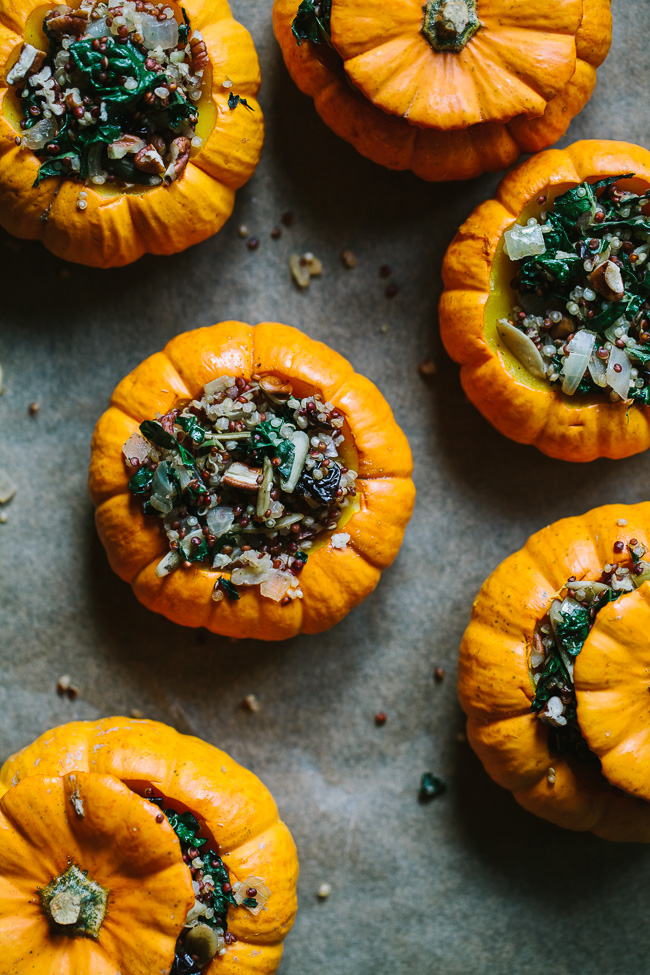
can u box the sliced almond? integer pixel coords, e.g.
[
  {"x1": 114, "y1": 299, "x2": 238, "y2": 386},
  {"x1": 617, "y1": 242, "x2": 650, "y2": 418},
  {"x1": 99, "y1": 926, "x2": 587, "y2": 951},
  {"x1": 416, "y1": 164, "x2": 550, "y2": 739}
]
[{"x1": 496, "y1": 320, "x2": 547, "y2": 380}]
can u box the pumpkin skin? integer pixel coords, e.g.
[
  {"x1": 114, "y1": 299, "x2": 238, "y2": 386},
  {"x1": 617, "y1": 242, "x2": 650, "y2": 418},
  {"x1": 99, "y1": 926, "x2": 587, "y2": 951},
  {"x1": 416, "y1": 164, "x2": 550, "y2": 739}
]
[
  {"x1": 0, "y1": 0, "x2": 263, "y2": 267},
  {"x1": 0, "y1": 771, "x2": 194, "y2": 975},
  {"x1": 89, "y1": 320, "x2": 415, "y2": 640},
  {"x1": 272, "y1": 0, "x2": 611, "y2": 181},
  {"x1": 0, "y1": 717, "x2": 299, "y2": 975},
  {"x1": 458, "y1": 501, "x2": 650, "y2": 842},
  {"x1": 440, "y1": 140, "x2": 650, "y2": 461}
]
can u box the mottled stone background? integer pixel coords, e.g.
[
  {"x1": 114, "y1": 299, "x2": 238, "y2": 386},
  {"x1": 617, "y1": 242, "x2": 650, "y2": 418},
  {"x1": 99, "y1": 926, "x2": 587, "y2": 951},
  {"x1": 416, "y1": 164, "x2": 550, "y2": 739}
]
[{"x1": 0, "y1": 2, "x2": 648, "y2": 972}]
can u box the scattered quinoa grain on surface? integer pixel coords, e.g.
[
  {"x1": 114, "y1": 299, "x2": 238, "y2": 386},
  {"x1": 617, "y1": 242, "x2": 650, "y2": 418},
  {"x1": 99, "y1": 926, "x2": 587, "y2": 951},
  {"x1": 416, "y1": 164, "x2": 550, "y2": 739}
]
[
  {"x1": 418, "y1": 358, "x2": 436, "y2": 378},
  {"x1": 237, "y1": 224, "x2": 250, "y2": 238},
  {"x1": 433, "y1": 666, "x2": 445, "y2": 682},
  {"x1": 130, "y1": 707, "x2": 144, "y2": 718},
  {"x1": 240, "y1": 693, "x2": 260, "y2": 713},
  {"x1": 374, "y1": 711, "x2": 387, "y2": 726},
  {"x1": 317, "y1": 883, "x2": 331, "y2": 899},
  {"x1": 341, "y1": 249, "x2": 357, "y2": 269},
  {"x1": 56, "y1": 675, "x2": 71, "y2": 695},
  {"x1": 28, "y1": 401, "x2": 40, "y2": 415}
]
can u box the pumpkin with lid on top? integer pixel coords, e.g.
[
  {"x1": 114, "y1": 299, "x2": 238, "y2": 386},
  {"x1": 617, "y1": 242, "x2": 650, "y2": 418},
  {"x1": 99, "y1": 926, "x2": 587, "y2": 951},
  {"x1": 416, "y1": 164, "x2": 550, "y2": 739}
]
[
  {"x1": 89, "y1": 320, "x2": 415, "y2": 640},
  {"x1": 0, "y1": 0, "x2": 263, "y2": 266},
  {"x1": 458, "y1": 502, "x2": 650, "y2": 841},
  {"x1": 0, "y1": 717, "x2": 299, "y2": 974},
  {"x1": 272, "y1": 0, "x2": 611, "y2": 181}
]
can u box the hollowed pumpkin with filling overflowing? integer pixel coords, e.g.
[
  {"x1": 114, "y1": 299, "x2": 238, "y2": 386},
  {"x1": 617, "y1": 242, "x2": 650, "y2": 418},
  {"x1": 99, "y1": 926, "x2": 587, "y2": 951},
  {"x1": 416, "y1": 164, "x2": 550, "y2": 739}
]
[
  {"x1": 458, "y1": 502, "x2": 650, "y2": 841},
  {"x1": 440, "y1": 140, "x2": 650, "y2": 460},
  {"x1": 0, "y1": 0, "x2": 263, "y2": 266},
  {"x1": 89, "y1": 320, "x2": 415, "y2": 639}
]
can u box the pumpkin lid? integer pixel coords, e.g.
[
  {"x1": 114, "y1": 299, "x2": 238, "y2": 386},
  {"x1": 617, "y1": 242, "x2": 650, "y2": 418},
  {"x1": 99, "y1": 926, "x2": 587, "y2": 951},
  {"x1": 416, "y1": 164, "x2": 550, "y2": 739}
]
[
  {"x1": 0, "y1": 771, "x2": 194, "y2": 973},
  {"x1": 329, "y1": 0, "x2": 582, "y2": 130},
  {"x1": 574, "y1": 584, "x2": 650, "y2": 802}
]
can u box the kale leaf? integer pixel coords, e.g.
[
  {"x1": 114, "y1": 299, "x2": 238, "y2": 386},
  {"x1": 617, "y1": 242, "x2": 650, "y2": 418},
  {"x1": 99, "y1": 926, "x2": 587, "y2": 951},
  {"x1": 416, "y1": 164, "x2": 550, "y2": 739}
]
[
  {"x1": 139, "y1": 420, "x2": 195, "y2": 467},
  {"x1": 165, "y1": 810, "x2": 207, "y2": 848},
  {"x1": 177, "y1": 415, "x2": 207, "y2": 445},
  {"x1": 220, "y1": 578, "x2": 240, "y2": 600},
  {"x1": 228, "y1": 92, "x2": 254, "y2": 111},
  {"x1": 555, "y1": 603, "x2": 591, "y2": 657},
  {"x1": 128, "y1": 465, "x2": 154, "y2": 495},
  {"x1": 292, "y1": 0, "x2": 331, "y2": 45}
]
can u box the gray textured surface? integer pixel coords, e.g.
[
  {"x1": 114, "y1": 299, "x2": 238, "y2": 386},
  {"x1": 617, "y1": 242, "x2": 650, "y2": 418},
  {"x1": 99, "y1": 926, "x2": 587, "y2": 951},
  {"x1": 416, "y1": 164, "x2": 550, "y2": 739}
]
[{"x1": 1, "y1": 2, "x2": 649, "y2": 973}]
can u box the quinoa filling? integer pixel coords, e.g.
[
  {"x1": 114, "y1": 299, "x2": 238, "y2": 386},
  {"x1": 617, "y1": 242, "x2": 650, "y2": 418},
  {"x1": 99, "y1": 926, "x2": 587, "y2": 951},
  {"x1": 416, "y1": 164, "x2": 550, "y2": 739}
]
[
  {"x1": 530, "y1": 538, "x2": 650, "y2": 764},
  {"x1": 8, "y1": 0, "x2": 206, "y2": 188},
  {"x1": 145, "y1": 791, "x2": 269, "y2": 974},
  {"x1": 124, "y1": 374, "x2": 358, "y2": 603},
  {"x1": 499, "y1": 176, "x2": 650, "y2": 403}
]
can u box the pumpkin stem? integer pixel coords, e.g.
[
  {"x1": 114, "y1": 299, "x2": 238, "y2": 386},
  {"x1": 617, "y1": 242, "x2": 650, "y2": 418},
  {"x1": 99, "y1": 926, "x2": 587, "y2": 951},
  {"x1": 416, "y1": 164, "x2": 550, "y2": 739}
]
[
  {"x1": 421, "y1": 0, "x2": 481, "y2": 53},
  {"x1": 40, "y1": 864, "x2": 109, "y2": 939}
]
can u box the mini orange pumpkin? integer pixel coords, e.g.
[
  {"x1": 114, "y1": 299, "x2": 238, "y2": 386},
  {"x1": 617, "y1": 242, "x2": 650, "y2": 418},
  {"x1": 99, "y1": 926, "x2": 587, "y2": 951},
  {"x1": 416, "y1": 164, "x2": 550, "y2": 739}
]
[
  {"x1": 0, "y1": 0, "x2": 263, "y2": 266},
  {"x1": 272, "y1": 0, "x2": 611, "y2": 181},
  {"x1": 0, "y1": 717, "x2": 299, "y2": 974},
  {"x1": 440, "y1": 140, "x2": 650, "y2": 461},
  {"x1": 89, "y1": 320, "x2": 415, "y2": 640},
  {"x1": 458, "y1": 501, "x2": 650, "y2": 841}
]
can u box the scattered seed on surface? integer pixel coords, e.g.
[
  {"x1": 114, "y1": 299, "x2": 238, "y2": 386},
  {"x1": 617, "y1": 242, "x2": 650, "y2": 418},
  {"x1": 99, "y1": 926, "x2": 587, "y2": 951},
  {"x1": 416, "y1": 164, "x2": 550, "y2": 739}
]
[
  {"x1": 547, "y1": 767, "x2": 556, "y2": 785},
  {"x1": 237, "y1": 224, "x2": 250, "y2": 238},
  {"x1": 270, "y1": 226, "x2": 282, "y2": 239},
  {"x1": 317, "y1": 883, "x2": 331, "y2": 899},
  {"x1": 281, "y1": 211, "x2": 295, "y2": 226},
  {"x1": 240, "y1": 693, "x2": 260, "y2": 713},
  {"x1": 66, "y1": 685, "x2": 80, "y2": 700},
  {"x1": 247, "y1": 236, "x2": 260, "y2": 251},
  {"x1": 418, "y1": 358, "x2": 436, "y2": 378},
  {"x1": 374, "y1": 712, "x2": 387, "y2": 726},
  {"x1": 57, "y1": 675, "x2": 71, "y2": 695},
  {"x1": 617, "y1": 518, "x2": 628, "y2": 526},
  {"x1": 385, "y1": 283, "x2": 398, "y2": 298},
  {"x1": 28, "y1": 402, "x2": 40, "y2": 415},
  {"x1": 0, "y1": 513, "x2": 7, "y2": 524},
  {"x1": 130, "y1": 708, "x2": 144, "y2": 719},
  {"x1": 0, "y1": 470, "x2": 16, "y2": 504},
  {"x1": 341, "y1": 249, "x2": 357, "y2": 269},
  {"x1": 379, "y1": 323, "x2": 390, "y2": 334},
  {"x1": 433, "y1": 667, "x2": 445, "y2": 682}
]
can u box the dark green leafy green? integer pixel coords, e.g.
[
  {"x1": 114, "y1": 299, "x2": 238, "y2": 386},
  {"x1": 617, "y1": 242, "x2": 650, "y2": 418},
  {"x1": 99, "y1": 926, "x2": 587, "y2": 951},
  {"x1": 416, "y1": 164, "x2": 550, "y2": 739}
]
[
  {"x1": 178, "y1": 7, "x2": 191, "y2": 43},
  {"x1": 139, "y1": 420, "x2": 195, "y2": 467},
  {"x1": 228, "y1": 92, "x2": 254, "y2": 111},
  {"x1": 220, "y1": 578, "x2": 240, "y2": 600},
  {"x1": 419, "y1": 773, "x2": 446, "y2": 801},
  {"x1": 128, "y1": 466, "x2": 154, "y2": 494},
  {"x1": 177, "y1": 415, "x2": 207, "y2": 445},
  {"x1": 292, "y1": 0, "x2": 331, "y2": 44},
  {"x1": 555, "y1": 603, "x2": 591, "y2": 657}
]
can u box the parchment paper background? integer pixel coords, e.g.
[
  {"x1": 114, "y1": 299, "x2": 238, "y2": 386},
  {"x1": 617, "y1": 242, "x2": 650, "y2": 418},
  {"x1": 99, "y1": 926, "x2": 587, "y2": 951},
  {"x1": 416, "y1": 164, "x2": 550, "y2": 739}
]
[{"x1": 0, "y1": 2, "x2": 648, "y2": 972}]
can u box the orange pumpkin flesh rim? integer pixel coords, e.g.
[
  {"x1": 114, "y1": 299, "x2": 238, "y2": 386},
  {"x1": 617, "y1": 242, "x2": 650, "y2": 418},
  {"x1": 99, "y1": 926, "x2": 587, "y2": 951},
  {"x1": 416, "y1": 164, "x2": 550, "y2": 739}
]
[
  {"x1": 0, "y1": 717, "x2": 299, "y2": 975},
  {"x1": 440, "y1": 140, "x2": 650, "y2": 461},
  {"x1": 272, "y1": 0, "x2": 612, "y2": 182},
  {"x1": 0, "y1": 0, "x2": 264, "y2": 266},
  {"x1": 458, "y1": 501, "x2": 650, "y2": 842},
  {"x1": 89, "y1": 321, "x2": 415, "y2": 641}
]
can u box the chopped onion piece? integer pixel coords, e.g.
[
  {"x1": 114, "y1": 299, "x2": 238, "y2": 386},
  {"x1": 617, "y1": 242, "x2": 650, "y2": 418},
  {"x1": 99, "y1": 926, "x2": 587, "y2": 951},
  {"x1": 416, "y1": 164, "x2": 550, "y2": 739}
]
[
  {"x1": 496, "y1": 319, "x2": 546, "y2": 380},
  {"x1": 22, "y1": 116, "x2": 58, "y2": 150},
  {"x1": 503, "y1": 223, "x2": 546, "y2": 261},
  {"x1": 84, "y1": 17, "x2": 110, "y2": 37},
  {"x1": 141, "y1": 13, "x2": 179, "y2": 49},
  {"x1": 588, "y1": 351, "x2": 608, "y2": 388},
  {"x1": 122, "y1": 431, "x2": 150, "y2": 465},
  {"x1": 206, "y1": 506, "x2": 234, "y2": 537},
  {"x1": 606, "y1": 345, "x2": 631, "y2": 399},
  {"x1": 561, "y1": 330, "x2": 595, "y2": 395},
  {"x1": 259, "y1": 569, "x2": 294, "y2": 602}
]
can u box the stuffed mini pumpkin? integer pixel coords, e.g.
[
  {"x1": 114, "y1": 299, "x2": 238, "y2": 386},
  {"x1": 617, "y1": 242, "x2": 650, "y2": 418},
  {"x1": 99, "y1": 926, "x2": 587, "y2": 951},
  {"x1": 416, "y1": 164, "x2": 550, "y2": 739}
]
[
  {"x1": 272, "y1": 0, "x2": 611, "y2": 181},
  {"x1": 440, "y1": 140, "x2": 650, "y2": 461},
  {"x1": 0, "y1": 0, "x2": 263, "y2": 266},
  {"x1": 89, "y1": 320, "x2": 415, "y2": 640},
  {"x1": 459, "y1": 502, "x2": 650, "y2": 841},
  {"x1": 0, "y1": 717, "x2": 298, "y2": 974}
]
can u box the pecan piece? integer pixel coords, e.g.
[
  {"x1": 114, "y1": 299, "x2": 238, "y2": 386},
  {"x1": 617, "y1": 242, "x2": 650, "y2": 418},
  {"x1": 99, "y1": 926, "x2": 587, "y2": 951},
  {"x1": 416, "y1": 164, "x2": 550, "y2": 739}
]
[
  {"x1": 166, "y1": 135, "x2": 191, "y2": 182},
  {"x1": 45, "y1": 9, "x2": 89, "y2": 35},
  {"x1": 258, "y1": 375, "x2": 292, "y2": 398},
  {"x1": 134, "y1": 144, "x2": 166, "y2": 175},
  {"x1": 7, "y1": 44, "x2": 46, "y2": 85},
  {"x1": 190, "y1": 33, "x2": 209, "y2": 72},
  {"x1": 222, "y1": 463, "x2": 262, "y2": 491},
  {"x1": 588, "y1": 260, "x2": 625, "y2": 302}
]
